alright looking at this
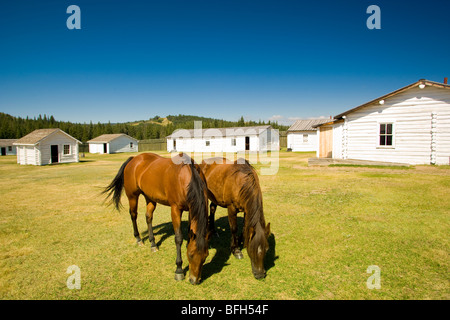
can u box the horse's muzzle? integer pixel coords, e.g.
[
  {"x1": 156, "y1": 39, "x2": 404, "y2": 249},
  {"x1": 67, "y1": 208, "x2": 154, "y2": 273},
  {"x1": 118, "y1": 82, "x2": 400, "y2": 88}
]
[
  {"x1": 189, "y1": 276, "x2": 201, "y2": 285},
  {"x1": 253, "y1": 271, "x2": 266, "y2": 280}
]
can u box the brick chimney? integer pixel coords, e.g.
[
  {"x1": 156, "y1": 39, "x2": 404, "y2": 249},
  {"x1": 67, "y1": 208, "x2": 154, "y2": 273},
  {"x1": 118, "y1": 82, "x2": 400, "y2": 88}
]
[{"x1": 444, "y1": 77, "x2": 448, "y2": 84}]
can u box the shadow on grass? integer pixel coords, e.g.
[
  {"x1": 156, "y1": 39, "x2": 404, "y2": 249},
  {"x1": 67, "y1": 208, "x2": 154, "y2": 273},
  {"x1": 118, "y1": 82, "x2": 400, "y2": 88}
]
[
  {"x1": 140, "y1": 215, "x2": 278, "y2": 282},
  {"x1": 79, "y1": 159, "x2": 96, "y2": 163}
]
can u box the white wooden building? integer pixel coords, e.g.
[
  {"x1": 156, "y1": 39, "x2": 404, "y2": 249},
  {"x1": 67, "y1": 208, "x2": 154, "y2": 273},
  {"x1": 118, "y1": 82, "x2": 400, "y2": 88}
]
[
  {"x1": 87, "y1": 134, "x2": 138, "y2": 154},
  {"x1": 13, "y1": 128, "x2": 81, "y2": 165},
  {"x1": 286, "y1": 119, "x2": 330, "y2": 152},
  {"x1": 315, "y1": 79, "x2": 450, "y2": 165},
  {"x1": 0, "y1": 139, "x2": 17, "y2": 156},
  {"x1": 166, "y1": 125, "x2": 279, "y2": 153}
]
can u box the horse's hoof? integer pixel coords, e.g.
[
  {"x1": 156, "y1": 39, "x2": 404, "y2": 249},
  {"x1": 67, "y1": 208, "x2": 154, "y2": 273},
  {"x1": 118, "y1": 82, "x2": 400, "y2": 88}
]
[
  {"x1": 136, "y1": 240, "x2": 144, "y2": 247},
  {"x1": 150, "y1": 246, "x2": 158, "y2": 253},
  {"x1": 174, "y1": 273, "x2": 185, "y2": 281},
  {"x1": 234, "y1": 251, "x2": 244, "y2": 259}
]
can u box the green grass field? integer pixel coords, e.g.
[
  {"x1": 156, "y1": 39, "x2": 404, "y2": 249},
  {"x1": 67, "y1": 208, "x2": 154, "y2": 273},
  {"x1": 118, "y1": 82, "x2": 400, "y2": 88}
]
[{"x1": 0, "y1": 151, "x2": 448, "y2": 299}]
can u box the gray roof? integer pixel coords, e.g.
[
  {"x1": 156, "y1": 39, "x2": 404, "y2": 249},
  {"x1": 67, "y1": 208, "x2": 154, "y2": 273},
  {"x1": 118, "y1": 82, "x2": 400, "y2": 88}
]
[
  {"x1": 87, "y1": 133, "x2": 138, "y2": 143},
  {"x1": 0, "y1": 139, "x2": 17, "y2": 147},
  {"x1": 13, "y1": 128, "x2": 81, "y2": 145},
  {"x1": 167, "y1": 125, "x2": 272, "y2": 139},
  {"x1": 287, "y1": 119, "x2": 330, "y2": 132}
]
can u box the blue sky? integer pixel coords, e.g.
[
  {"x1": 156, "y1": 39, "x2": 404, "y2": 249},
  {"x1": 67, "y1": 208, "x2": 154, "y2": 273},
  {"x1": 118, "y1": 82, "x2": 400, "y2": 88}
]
[{"x1": 1, "y1": 0, "x2": 449, "y2": 124}]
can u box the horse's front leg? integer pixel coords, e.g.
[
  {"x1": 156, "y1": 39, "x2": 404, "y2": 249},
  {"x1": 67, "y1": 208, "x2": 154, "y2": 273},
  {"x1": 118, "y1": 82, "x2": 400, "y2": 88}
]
[
  {"x1": 228, "y1": 206, "x2": 243, "y2": 259},
  {"x1": 171, "y1": 206, "x2": 185, "y2": 281},
  {"x1": 209, "y1": 202, "x2": 219, "y2": 237}
]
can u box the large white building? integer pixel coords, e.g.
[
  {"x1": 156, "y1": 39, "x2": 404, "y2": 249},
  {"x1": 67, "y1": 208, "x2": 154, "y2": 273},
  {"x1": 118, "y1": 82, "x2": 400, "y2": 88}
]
[
  {"x1": 88, "y1": 134, "x2": 138, "y2": 154},
  {"x1": 315, "y1": 79, "x2": 450, "y2": 165},
  {"x1": 286, "y1": 119, "x2": 330, "y2": 152},
  {"x1": 166, "y1": 125, "x2": 279, "y2": 153},
  {"x1": 14, "y1": 128, "x2": 81, "y2": 165}
]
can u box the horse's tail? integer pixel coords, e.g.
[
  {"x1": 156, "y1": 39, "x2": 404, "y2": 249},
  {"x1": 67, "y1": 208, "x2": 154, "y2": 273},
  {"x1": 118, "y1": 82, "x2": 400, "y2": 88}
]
[
  {"x1": 103, "y1": 156, "x2": 134, "y2": 210},
  {"x1": 186, "y1": 159, "x2": 209, "y2": 252}
]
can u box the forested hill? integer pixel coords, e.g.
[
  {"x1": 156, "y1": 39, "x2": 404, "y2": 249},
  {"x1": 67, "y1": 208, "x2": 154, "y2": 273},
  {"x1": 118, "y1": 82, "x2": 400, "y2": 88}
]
[{"x1": 0, "y1": 113, "x2": 288, "y2": 142}]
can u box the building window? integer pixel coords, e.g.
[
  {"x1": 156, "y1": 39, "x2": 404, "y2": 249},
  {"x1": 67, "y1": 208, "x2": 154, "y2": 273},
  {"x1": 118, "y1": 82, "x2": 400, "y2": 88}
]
[
  {"x1": 303, "y1": 134, "x2": 308, "y2": 143},
  {"x1": 205, "y1": 140, "x2": 210, "y2": 146},
  {"x1": 63, "y1": 145, "x2": 70, "y2": 155},
  {"x1": 130, "y1": 142, "x2": 133, "y2": 148},
  {"x1": 8, "y1": 146, "x2": 12, "y2": 152},
  {"x1": 231, "y1": 138, "x2": 236, "y2": 146},
  {"x1": 379, "y1": 123, "x2": 394, "y2": 146}
]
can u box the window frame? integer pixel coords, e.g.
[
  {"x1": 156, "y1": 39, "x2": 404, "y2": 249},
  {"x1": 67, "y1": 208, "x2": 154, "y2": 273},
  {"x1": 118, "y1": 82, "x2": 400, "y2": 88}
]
[
  {"x1": 377, "y1": 122, "x2": 395, "y2": 148},
  {"x1": 63, "y1": 144, "x2": 71, "y2": 155},
  {"x1": 303, "y1": 134, "x2": 308, "y2": 143}
]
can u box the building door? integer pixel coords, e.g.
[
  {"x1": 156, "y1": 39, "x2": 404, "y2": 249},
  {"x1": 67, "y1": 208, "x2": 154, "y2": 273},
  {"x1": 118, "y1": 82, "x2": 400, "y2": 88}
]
[
  {"x1": 103, "y1": 143, "x2": 108, "y2": 154},
  {"x1": 173, "y1": 139, "x2": 176, "y2": 151},
  {"x1": 51, "y1": 145, "x2": 59, "y2": 163},
  {"x1": 319, "y1": 126, "x2": 333, "y2": 158},
  {"x1": 1, "y1": 147, "x2": 6, "y2": 156},
  {"x1": 245, "y1": 136, "x2": 250, "y2": 151}
]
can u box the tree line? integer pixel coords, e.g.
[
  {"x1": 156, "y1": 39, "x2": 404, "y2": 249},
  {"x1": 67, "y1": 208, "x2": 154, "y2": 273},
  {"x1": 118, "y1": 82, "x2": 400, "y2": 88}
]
[{"x1": 0, "y1": 113, "x2": 288, "y2": 142}]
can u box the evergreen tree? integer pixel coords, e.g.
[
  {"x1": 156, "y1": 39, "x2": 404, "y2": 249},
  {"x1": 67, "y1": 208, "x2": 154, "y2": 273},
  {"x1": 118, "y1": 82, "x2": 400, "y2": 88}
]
[
  {"x1": 238, "y1": 116, "x2": 245, "y2": 126},
  {"x1": 0, "y1": 112, "x2": 289, "y2": 140}
]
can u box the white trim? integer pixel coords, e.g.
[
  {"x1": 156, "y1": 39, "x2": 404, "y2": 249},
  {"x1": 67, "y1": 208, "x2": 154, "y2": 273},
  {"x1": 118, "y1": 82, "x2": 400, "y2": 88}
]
[{"x1": 376, "y1": 121, "x2": 396, "y2": 149}]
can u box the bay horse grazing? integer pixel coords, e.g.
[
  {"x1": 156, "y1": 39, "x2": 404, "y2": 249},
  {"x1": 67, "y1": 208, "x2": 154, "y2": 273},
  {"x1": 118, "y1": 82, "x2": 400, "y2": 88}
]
[
  {"x1": 103, "y1": 152, "x2": 210, "y2": 285},
  {"x1": 200, "y1": 158, "x2": 271, "y2": 279}
]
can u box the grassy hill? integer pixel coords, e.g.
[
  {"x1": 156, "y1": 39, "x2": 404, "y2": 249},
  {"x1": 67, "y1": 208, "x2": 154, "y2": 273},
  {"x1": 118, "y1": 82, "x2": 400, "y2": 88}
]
[{"x1": 129, "y1": 116, "x2": 173, "y2": 127}]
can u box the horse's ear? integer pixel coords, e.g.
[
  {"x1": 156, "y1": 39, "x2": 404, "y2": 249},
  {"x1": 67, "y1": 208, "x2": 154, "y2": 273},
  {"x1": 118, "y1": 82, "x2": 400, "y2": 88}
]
[{"x1": 265, "y1": 223, "x2": 271, "y2": 238}]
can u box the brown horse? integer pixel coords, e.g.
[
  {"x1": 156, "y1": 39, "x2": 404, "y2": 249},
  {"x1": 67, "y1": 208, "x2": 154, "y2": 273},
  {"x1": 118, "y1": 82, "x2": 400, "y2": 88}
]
[
  {"x1": 200, "y1": 157, "x2": 270, "y2": 279},
  {"x1": 103, "y1": 152, "x2": 210, "y2": 285}
]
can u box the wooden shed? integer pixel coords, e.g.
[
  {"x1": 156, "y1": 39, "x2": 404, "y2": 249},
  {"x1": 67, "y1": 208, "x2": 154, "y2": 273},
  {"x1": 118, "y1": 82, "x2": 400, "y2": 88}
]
[
  {"x1": 166, "y1": 125, "x2": 279, "y2": 153},
  {"x1": 0, "y1": 139, "x2": 17, "y2": 156},
  {"x1": 13, "y1": 128, "x2": 81, "y2": 165},
  {"x1": 315, "y1": 79, "x2": 450, "y2": 165},
  {"x1": 286, "y1": 119, "x2": 330, "y2": 152},
  {"x1": 87, "y1": 134, "x2": 138, "y2": 154}
]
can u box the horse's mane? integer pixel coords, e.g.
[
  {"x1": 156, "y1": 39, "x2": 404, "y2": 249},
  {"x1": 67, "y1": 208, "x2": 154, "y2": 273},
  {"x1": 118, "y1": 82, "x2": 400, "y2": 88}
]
[
  {"x1": 183, "y1": 154, "x2": 208, "y2": 252},
  {"x1": 232, "y1": 161, "x2": 265, "y2": 247}
]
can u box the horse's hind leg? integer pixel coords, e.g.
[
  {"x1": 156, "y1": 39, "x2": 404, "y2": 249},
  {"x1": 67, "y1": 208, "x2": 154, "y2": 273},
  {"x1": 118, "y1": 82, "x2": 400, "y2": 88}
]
[
  {"x1": 128, "y1": 196, "x2": 142, "y2": 245},
  {"x1": 145, "y1": 198, "x2": 158, "y2": 252}
]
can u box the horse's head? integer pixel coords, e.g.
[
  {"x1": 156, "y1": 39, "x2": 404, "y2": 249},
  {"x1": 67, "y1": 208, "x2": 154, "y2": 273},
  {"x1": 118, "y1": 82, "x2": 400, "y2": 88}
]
[
  {"x1": 186, "y1": 229, "x2": 211, "y2": 284},
  {"x1": 247, "y1": 223, "x2": 271, "y2": 279}
]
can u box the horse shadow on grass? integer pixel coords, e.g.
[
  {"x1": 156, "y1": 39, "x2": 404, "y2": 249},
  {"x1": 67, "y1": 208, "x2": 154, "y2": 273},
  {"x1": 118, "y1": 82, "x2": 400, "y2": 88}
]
[{"x1": 140, "y1": 215, "x2": 278, "y2": 282}]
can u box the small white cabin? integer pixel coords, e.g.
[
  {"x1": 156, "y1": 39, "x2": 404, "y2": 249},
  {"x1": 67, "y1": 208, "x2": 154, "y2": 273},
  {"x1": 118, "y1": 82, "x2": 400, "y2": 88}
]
[
  {"x1": 315, "y1": 79, "x2": 450, "y2": 165},
  {"x1": 0, "y1": 139, "x2": 17, "y2": 156},
  {"x1": 13, "y1": 128, "x2": 81, "y2": 165},
  {"x1": 87, "y1": 134, "x2": 138, "y2": 154},
  {"x1": 166, "y1": 125, "x2": 279, "y2": 153},
  {"x1": 286, "y1": 119, "x2": 330, "y2": 152}
]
